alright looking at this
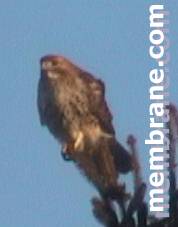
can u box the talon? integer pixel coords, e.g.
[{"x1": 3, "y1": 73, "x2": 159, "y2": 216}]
[
  {"x1": 62, "y1": 143, "x2": 73, "y2": 154},
  {"x1": 61, "y1": 142, "x2": 75, "y2": 161},
  {"x1": 61, "y1": 144, "x2": 72, "y2": 161},
  {"x1": 61, "y1": 151, "x2": 72, "y2": 161},
  {"x1": 62, "y1": 144, "x2": 67, "y2": 153}
]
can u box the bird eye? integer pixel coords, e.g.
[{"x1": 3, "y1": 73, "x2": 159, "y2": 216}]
[{"x1": 51, "y1": 61, "x2": 58, "y2": 66}]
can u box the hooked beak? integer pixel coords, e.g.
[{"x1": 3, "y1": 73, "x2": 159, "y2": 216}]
[{"x1": 41, "y1": 61, "x2": 53, "y2": 71}]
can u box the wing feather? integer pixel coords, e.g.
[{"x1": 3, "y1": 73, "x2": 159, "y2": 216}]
[{"x1": 80, "y1": 71, "x2": 115, "y2": 135}]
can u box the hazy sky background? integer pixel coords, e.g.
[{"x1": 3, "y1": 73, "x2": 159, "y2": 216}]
[{"x1": 0, "y1": 1, "x2": 177, "y2": 227}]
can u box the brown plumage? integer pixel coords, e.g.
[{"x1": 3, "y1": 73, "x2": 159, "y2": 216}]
[{"x1": 37, "y1": 54, "x2": 132, "y2": 200}]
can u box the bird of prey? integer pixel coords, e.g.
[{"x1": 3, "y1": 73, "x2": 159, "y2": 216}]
[{"x1": 37, "y1": 54, "x2": 132, "y2": 202}]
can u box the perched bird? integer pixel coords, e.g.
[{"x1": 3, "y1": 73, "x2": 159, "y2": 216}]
[{"x1": 37, "y1": 54, "x2": 132, "y2": 202}]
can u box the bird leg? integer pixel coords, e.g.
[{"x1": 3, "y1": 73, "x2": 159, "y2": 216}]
[
  {"x1": 61, "y1": 143, "x2": 73, "y2": 161},
  {"x1": 62, "y1": 142, "x2": 74, "y2": 155},
  {"x1": 61, "y1": 131, "x2": 84, "y2": 160}
]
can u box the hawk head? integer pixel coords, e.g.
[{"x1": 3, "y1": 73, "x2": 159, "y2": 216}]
[{"x1": 40, "y1": 55, "x2": 80, "y2": 80}]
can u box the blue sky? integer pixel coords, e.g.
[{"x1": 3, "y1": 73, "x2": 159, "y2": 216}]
[{"x1": 0, "y1": 1, "x2": 177, "y2": 227}]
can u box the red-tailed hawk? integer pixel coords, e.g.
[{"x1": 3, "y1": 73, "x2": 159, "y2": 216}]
[{"x1": 37, "y1": 55, "x2": 132, "y2": 201}]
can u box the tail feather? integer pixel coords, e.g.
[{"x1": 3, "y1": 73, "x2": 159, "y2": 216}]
[{"x1": 111, "y1": 139, "x2": 133, "y2": 173}]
